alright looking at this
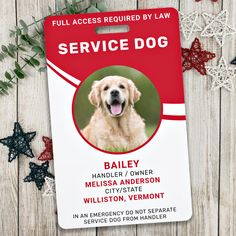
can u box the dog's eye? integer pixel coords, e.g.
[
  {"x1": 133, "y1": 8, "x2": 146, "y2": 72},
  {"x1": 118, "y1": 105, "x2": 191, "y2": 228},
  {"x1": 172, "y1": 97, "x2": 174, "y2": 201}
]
[
  {"x1": 103, "y1": 86, "x2": 109, "y2": 91},
  {"x1": 119, "y1": 84, "x2": 125, "y2": 89}
]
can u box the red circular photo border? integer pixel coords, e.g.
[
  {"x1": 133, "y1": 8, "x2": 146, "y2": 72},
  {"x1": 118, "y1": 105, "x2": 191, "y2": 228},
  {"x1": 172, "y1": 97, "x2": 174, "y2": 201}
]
[{"x1": 71, "y1": 66, "x2": 163, "y2": 155}]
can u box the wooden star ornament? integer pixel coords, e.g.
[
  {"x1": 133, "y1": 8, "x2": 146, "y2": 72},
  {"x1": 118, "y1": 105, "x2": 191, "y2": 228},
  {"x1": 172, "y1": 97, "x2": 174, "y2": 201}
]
[
  {"x1": 182, "y1": 38, "x2": 216, "y2": 75},
  {"x1": 38, "y1": 136, "x2": 53, "y2": 161},
  {"x1": 179, "y1": 12, "x2": 202, "y2": 40},
  {"x1": 201, "y1": 10, "x2": 236, "y2": 47},
  {"x1": 0, "y1": 122, "x2": 36, "y2": 162},
  {"x1": 206, "y1": 57, "x2": 236, "y2": 91},
  {"x1": 24, "y1": 161, "x2": 54, "y2": 190}
]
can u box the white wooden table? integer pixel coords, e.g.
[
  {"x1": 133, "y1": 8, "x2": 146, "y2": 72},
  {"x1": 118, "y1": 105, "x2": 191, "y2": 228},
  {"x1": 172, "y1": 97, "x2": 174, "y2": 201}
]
[{"x1": 0, "y1": 0, "x2": 235, "y2": 235}]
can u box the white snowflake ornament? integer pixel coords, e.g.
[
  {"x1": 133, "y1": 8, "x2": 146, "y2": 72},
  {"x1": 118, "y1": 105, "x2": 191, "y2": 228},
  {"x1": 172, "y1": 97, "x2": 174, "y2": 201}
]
[
  {"x1": 43, "y1": 177, "x2": 56, "y2": 197},
  {"x1": 201, "y1": 10, "x2": 236, "y2": 47},
  {"x1": 179, "y1": 12, "x2": 202, "y2": 40},
  {"x1": 206, "y1": 57, "x2": 236, "y2": 91}
]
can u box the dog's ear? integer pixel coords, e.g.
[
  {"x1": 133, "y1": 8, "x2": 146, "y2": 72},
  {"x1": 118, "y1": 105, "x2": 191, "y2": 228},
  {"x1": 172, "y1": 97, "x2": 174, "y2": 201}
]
[
  {"x1": 88, "y1": 81, "x2": 101, "y2": 107},
  {"x1": 128, "y1": 80, "x2": 141, "y2": 105}
]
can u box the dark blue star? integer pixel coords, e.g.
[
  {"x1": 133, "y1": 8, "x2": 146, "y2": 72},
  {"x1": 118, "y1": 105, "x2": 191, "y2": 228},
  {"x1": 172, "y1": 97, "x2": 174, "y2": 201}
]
[
  {"x1": 24, "y1": 161, "x2": 54, "y2": 190},
  {"x1": 0, "y1": 122, "x2": 36, "y2": 162},
  {"x1": 231, "y1": 57, "x2": 236, "y2": 65}
]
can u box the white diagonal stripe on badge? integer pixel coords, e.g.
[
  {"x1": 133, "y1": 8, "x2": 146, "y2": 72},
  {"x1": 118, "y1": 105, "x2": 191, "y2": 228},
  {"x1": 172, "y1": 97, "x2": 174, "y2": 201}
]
[
  {"x1": 47, "y1": 59, "x2": 80, "y2": 87},
  {"x1": 163, "y1": 103, "x2": 186, "y2": 116}
]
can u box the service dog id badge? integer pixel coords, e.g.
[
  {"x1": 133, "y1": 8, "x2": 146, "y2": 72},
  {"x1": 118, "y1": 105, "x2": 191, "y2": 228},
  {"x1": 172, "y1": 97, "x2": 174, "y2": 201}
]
[{"x1": 44, "y1": 8, "x2": 192, "y2": 229}]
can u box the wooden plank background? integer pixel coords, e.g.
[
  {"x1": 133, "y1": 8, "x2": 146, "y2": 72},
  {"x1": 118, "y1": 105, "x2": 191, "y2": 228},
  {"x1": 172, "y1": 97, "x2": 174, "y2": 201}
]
[{"x1": 0, "y1": 0, "x2": 235, "y2": 235}]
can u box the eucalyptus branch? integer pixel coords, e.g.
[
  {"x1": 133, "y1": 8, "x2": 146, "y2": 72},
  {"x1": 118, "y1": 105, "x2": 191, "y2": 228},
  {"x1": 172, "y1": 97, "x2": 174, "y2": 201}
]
[
  {"x1": 0, "y1": 53, "x2": 40, "y2": 95},
  {"x1": 10, "y1": 0, "x2": 90, "y2": 37},
  {"x1": 0, "y1": 0, "x2": 106, "y2": 96}
]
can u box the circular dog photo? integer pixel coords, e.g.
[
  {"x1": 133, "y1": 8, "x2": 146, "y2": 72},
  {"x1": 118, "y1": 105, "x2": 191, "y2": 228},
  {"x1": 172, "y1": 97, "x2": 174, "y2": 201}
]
[{"x1": 72, "y1": 65, "x2": 161, "y2": 154}]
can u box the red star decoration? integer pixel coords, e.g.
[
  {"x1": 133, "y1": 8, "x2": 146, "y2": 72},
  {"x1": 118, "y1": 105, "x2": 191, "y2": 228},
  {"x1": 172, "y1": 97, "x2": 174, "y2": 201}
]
[
  {"x1": 182, "y1": 38, "x2": 216, "y2": 75},
  {"x1": 38, "y1": 136, "x2": 53, "y2": 161}
]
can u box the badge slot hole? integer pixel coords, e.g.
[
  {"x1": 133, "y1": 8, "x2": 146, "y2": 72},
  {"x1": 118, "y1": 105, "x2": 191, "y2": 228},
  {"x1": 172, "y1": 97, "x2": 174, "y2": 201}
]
[{"x1": 96, "y1": 25, "x2": 130, "y2": 34}]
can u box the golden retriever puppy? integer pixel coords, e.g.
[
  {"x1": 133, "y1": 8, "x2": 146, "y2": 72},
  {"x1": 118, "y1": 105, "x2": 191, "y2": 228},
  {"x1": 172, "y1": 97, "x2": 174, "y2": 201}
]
[{"x1": 82, "y1": 76, "x2": 148, "y2": 151}]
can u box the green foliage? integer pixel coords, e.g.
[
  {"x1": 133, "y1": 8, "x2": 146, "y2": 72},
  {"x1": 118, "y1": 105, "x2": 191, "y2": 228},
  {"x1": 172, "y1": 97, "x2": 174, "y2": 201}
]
[
  {"x1": 145, "y1": 125, "x2": 157, "y2": 138},
  {"x1": 0, "y1": 0, "x2": 106, "y2": 96}
]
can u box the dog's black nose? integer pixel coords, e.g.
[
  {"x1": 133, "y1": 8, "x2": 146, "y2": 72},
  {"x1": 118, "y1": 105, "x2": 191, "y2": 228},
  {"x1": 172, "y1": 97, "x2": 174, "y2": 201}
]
[{"x1": 110, "y1": 90, "x2": 119, "y2": 97}]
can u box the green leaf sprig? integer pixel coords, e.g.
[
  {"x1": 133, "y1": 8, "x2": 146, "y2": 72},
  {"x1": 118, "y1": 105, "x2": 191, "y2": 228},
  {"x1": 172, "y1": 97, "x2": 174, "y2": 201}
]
[{"x1": 0, "y1": 0, "x2": 106, "y2": 95}]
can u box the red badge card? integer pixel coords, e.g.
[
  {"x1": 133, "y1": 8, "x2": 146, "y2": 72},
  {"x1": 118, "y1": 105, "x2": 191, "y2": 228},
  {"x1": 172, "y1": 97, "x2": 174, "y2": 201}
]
[{"x1": 44, "y1": 8, "x2": 192, "y2": 229}]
